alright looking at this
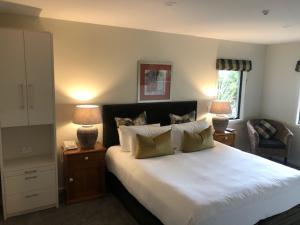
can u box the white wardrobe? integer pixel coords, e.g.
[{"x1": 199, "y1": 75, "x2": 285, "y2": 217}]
[{"x1": 0, "y1": 28, "x2": 58, "y2": 219}]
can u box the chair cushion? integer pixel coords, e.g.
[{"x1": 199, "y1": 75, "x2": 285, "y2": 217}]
[
  {"x1": 259, "y1": 138, "x2": 285, "y2": 149},
  {"x1": 255, "y1": 120, "x2": 277, "y2": 139}
]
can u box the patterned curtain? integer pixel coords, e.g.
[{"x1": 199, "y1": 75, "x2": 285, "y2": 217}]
[
  {"x1": 295, "y1": 61, "x2": 300, "y2": 72},
  {"x1": 216, "y1": 59, "x2": 252, "y2": 72}
]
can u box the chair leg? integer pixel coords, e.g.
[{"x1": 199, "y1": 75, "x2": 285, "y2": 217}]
[{"x1": 284, "y1": 157, "x2": 287, "y2": 165}]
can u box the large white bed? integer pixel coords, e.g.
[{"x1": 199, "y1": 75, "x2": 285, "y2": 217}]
[{"x1": 106, "y1": 141, "x2": 300, "y2": 225}]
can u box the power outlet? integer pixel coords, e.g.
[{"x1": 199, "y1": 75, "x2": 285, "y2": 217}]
[{"x1": 21, "y1": 147, "x2": 33, "y2": 154}]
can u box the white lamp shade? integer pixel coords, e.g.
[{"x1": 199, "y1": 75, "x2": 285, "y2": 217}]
[
  {"x1": 210, "y1": 101, "x2": 232, "y2": 115},
  {"x1": 73, "y1": 105, "x2": 101, "y2": 125}
]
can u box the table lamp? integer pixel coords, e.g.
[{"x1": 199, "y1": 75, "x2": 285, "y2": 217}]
[
  {"x1": 209, "y1": 100, "x2": 232, "y2": 133},
  {"x1": 73, "y1": 105, "x2": 101, "y2": 149}
]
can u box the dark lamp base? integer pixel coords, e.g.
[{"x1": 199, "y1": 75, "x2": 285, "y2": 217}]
[
  {"x1": 212, "y1": 116, "x2": 229, "y2": 133},
  {"x1": 77, "y1": 125, "x2": 98, "y2": 149}
]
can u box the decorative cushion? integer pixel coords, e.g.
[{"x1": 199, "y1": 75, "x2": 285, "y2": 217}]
[
  {"x1": 170, "y1": 111, "x2": 196, "y2": 124},
  {"x1": 255, "y1": 120, "x2": 277, "y2": 139},
  {"x1": 115, "y1": 112, "x2": 147, "y2": 128},
  {"x1": 172, "y1": 119, "x2": 208, "y2": 151},
  {"x1": 119, "y1": 125, "x2": 170, "y2": 155},
  {"x1": 259, "y1": 139, "x2": 285, "y2": 149},
  {"x1": 118, "y1": 123, "x2": 160, "y2": 152},
  {"x1": 182, "y1": 126, "x2": 215, "y2": 153},
  {"x1": 134, "y1": 130, "x2": 173, "y2": 159}
]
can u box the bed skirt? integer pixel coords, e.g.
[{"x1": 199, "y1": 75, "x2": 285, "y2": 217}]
[{"x1": 107, "y1": 172, "x2": 300, "y2": 225}]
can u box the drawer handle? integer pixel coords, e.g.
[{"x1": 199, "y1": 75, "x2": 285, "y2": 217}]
[
  {"x1": 84, "y1": 156, "x2": 89, "y2": 160},
  {"x1": 69, "y1": 177, "x2": 74, "y2": 182},
  {"x1": 24, "y1": 170, "x2": 37, "y2": 174},
  {"x1": 25, "y1": 176, "x2": 37, "y2": 180},
  {"x1": 25, "y1": 193, "x2": 38, "y2": 198}
]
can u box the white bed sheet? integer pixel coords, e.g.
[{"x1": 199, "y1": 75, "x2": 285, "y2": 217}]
[{"x1": 106, "y1": 142, "x2": 300, "y2": 225}]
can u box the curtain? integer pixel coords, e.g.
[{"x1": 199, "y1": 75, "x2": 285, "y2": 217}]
[
  {"x1": 295, "y1": 61, "x2": 300, "y2": 72},
  {"x1": 216, "y1": 59, "x2": 252, "y2": 72}
]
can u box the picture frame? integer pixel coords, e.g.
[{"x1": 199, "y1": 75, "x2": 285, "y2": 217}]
[{"x1": 137, "y1": 61, "x2": 172, "y2": 102}]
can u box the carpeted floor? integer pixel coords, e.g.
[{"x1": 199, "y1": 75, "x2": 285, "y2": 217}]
[{"x1": 0, "y1": 195, "x2": 138, "y2": 225}]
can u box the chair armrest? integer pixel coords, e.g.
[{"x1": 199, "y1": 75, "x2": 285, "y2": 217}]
[
  {"x1": 278, "y1": 127, "x2": 293, "y2": 146},
  {"x1": 247, "y1": 121, "x2": 259, "y2": 152}
]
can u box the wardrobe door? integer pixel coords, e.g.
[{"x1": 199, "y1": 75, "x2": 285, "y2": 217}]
[
  {"x1": 24, "y1": 31, "x2": 54, "y2": 125},
  {"x1": 0, "y1": 28, "x2": 28, "y2": 127}
]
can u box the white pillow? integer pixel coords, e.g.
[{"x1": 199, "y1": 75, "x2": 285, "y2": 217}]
[
  {"x1": 118, "y1": 124, "x2": 160, "y2": 151},
  {"x1": 172, "y1": 119, "x2": 208, "y2": 151},
  {"x1": 120, "y1": 125, "x2": 171, "y2": 155}
]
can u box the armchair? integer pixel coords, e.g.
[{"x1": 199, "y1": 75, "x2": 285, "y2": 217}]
[{"x1": 247, "y1": 119, "x2": 293, "y2": 164}]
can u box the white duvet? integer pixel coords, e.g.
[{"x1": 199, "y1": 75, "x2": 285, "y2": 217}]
[{"x1": 106, "y1": 142, "x2": 300, "y2": 225}]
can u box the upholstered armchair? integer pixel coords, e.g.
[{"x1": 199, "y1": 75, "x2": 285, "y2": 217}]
[{"x1": 247, "y1": 119, "x2": 293, "y2": 164}]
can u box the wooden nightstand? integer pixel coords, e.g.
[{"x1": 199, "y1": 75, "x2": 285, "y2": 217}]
[
  {"x1": 63, "y1": 143, "x2": 106, "y2": 204},
  {"x1": 213, "y1": 130, "x2": 236, "y2": 147}
]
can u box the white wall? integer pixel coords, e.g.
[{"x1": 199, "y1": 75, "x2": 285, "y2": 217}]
[
  {"x1": 262, "y1": 42, "x2": 300, "y2": 165},
  {"x1": 0, "y1": 13, "x2": 266, "y2": 186}
]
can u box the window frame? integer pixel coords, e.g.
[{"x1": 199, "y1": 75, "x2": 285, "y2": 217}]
[
  {"x1": 217, "y1": 70, "x2": 244, "y2": 120},
  {"x1": 234, "y1": 71, "x2": 244, "y2": 120}
]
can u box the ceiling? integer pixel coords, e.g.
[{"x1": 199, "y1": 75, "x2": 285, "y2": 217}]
[{"x1": 3, "y1": 0, "x2": 300, "y2": 44}]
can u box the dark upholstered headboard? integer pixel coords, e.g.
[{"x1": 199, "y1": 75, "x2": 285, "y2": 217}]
[{"x1": 102, "y1": 101, "x2": 197, "y2": 148}]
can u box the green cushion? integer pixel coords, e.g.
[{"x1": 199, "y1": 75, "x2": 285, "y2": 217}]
[
  {"x1": 255, "y1": 120, "x2": 277, "y2": 139},
  {"x1": 134, "y1": 130, "x2": 174, "y2": 159},
  {"x1": 182, "y1": 126, "x2": 215, "y2": 152}
]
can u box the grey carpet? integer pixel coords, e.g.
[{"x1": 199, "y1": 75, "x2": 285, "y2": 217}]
[{"x1": 0, "y1": 195, "x2": 139, "y2": 225}]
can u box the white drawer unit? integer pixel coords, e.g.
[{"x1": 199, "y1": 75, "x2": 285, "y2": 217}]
[
  {"x1": 1, "y1": 163, "x2": 58, "y2": 218},
  {"x1": 6, "y1": 188, "x2": 56, "y2": 216},
  {"x1": 5, "y1": 169, "x2": 56, "y2": 196}
]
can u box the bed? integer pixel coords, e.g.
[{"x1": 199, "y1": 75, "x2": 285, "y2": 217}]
[{"x1": 102, "y1": 101, "x2": 300, "y2": 225}]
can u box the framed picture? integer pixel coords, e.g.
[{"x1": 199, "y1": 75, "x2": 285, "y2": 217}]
[{"x1": 137, "y1": 61, "x2": 172, "y2": 102}]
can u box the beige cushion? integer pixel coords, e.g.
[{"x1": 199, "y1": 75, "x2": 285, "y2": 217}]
[
  {"x1": 120, "y1": 125, "x2": 170, "y2": 155},
  {"x1": 134, "y1": 130, "x2": 174, "y2": 159},
  {"x1": 182, "y1": 126, "x2": 215, "y2": 152},
  {"x1": 172, "y1": 119, "x2": 208, "y2": 151},
  {"x1": 118, "y1": 123, "x2": 160, "y2": 152}
]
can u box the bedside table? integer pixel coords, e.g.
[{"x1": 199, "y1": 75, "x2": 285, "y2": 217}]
[
  {"x1": 63, "y1": 143, "x2": 106, "y2": 204},
  {"x1": 213, "y1": 130, "x2": 236, "y2": 147}
]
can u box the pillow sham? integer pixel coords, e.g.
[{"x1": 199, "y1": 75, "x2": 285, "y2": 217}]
[
  {"x1": 115, "y1": 112, "x2": 147, "y2": 128},
  {"x1": 182, "y1": 126, "x2": 215, "y2": 153},
  {"x1": 134, "y1": 130, "x2": 174, "y2": 159},
  {"x1": 172, "y1": 119, "x2": 208, "y2": 151},
  {"x1": 255, "y1": 120, "x2": 277, "y2": 139},
  {"x1": 118, "y1": 123, "x2": 160, "y2": 152},
  {"x1": 170, "y1": 111, "x2": 196, "y2": 124}
]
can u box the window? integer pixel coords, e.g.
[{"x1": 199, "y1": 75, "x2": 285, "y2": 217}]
[{"x1": 217, "y1": 70, "x2": 243, "y2": 119}]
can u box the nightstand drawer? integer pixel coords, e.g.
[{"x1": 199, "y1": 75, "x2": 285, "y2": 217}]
[
  {"x1": 213, "y1": 132, "x2": 235, "y2": 147},
  {"x1": 67, "y1": 152, "x2": 104, "y2": 169},
  {"x1": 5, "y1": 170, "x2": 55, "y2": 196},
  {"x1": 215, "y1": 135, "x2": 233, "y2": 142},
  {"x1": 6, "y1": 188, "x2": 56, "y2": 215}
]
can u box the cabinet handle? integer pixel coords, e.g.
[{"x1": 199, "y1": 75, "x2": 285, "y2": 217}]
[
  {"x1": 225, "y1": 136, "x2": 228, "y2": 140},
  {"x1": 19, "y1": 84, "x2": 25, "y2": 109},
  {"x1": 28, "y1": 84, "x2": 34, "y2": 109},
  {"x1": 24, "y1": 170, "x2": 37, "y2": 174},
  {"x1": 84, "y1": 156, "x2": 89, "y2": 160},
  {"x1": 25, "y1": 193, "x2": 38, "y2": 198},
  {"x1": 25, "y1": 176, "x2": 37, "y2": 180},
  {"x1": 69, "y1": 177, "x2": 74, "y2": 182}
]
